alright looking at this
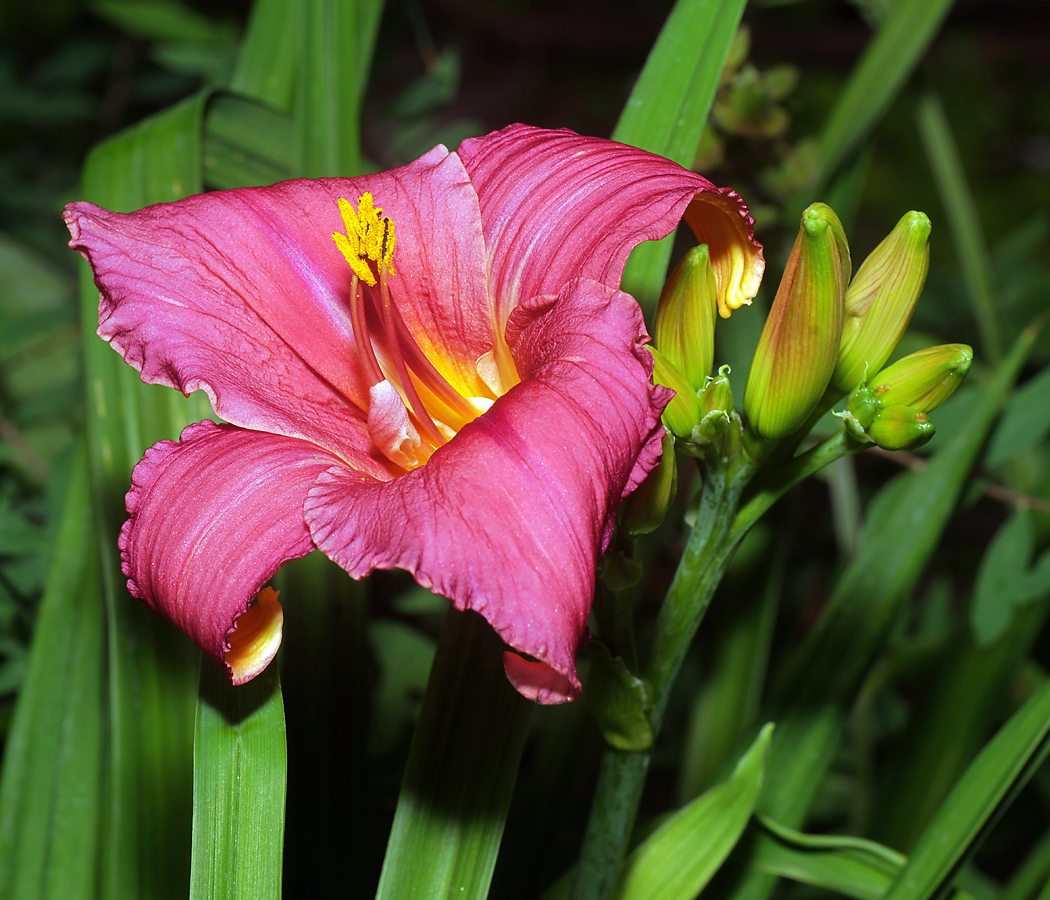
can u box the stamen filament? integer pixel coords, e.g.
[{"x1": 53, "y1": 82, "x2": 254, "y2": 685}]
[
  {"x1": 349, "y1": 274, "x2": 384, "y2": 387},
  {"x1": 378, "y1": 269, "x2": 447, "y2": 449},
  {"x1": 385, "y1": 296, "x2": 485, "y2": 423}
]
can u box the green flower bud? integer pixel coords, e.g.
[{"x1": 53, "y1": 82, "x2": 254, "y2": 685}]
[
  {"x1": 744, "y1": 202, "x2": 850, "y2": 440},
  {"x1": 690, "y1": 366, "x2": 734, "y2": 446},
  {"x1": 870, "y1": 343, "x2": 973, "y2": 413},
  {"x1": 836, "y1": 383, "x2": 879, "y2": 440},
  {"x1": 867, "y1": 405, "x2": 935, "y2": 451},
  {"x1": 619, "y1": 433, "x2": 678, "y2": 537},
  {"x1": 654, "y1": 244, "x2": 717, "y2": 390},
  {"x1": 649, "y1": 346, "x2": 702, "y2": 440},
  {"x1": 833, "y1": 211, "x2": 932, "y2": 392}
]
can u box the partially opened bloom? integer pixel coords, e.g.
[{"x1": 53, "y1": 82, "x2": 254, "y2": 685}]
[{"x1": 65, "y1": 124, "x2": 763, "y2": 704}]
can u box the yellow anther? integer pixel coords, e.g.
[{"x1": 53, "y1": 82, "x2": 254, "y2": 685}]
[{"x1": 332, "y1": 193, "x2": 397, "y2": 286}]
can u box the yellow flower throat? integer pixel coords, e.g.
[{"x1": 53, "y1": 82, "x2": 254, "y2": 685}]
[{"x1": 332, "y1": 193, "x2": 506, "y2": 470}]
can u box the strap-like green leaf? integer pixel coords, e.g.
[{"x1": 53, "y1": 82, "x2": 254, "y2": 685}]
[
  {"x1": 0, "y1": 447, "x2": 105, "y2": 900},
  {"x1": 204, "y1": 93, "x2": 295, "y2": 189},
  {"x1": 611, "y1": 0, "x2": 748, "y2": 312},
  {"x1": 916, "y1": 91, "x2": 1002, "y2": 363},
  {"x1": 295, "y1": 0, "x2": 384, "y2": 177},
  {"x1": 747, "y1": 815, "x2": 904, "y2": 900},
  {"x1": 375, "y1": 609, "x2": 532, "y2": 900},
  {"x1": 231, "y1": 0, "x2": 301, "y2": 110},
  {"x1": 79, "y1": 93, "x2": 215, "y2": 900},
  {"x1": 881, "y1": 679, "x2": 1050, "y2": 900},
  {"x1": 815, "y1": 0, "x2": 956, "y2": 187},
  {"x1": 190, "y1": 665, "x2": 287, "y2": 900},
  {"x1": 613, "y1": 724, "x2": 773, "y2": 900}
]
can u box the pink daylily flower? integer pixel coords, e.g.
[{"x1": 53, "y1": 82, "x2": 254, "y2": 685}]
[{"x1": 65, "y1": 124, "x2": 763, "y2": 704}]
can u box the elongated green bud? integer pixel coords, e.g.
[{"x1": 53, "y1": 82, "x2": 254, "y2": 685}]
[
  {"x1": 654, "y1": 244, "x2": 718, "y2": 390},
  {"x1": 870, "y1": 343, "x2": 973, "y2": 413},
  {"x1": 833, "y1": 211, "x2": 932, "y2": 392},
  {"x1": 620, "y1": 433, "x2": 678, "y2": 537},
  {"x1": 649, "y1": 346, "x2": 701, "y2": 440},
  {"x1": 743, "y1": 203, "x2": 850, "y2": 440},
  {"x1": 867, "y1": 405, "x2": 935, "y2": 450}
]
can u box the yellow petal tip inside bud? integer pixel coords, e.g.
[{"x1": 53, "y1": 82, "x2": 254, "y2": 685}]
[
  {"x1": 333, "y1": 193, "x2": 397, "y2": 286},
  {"x1": 682, "y1": 193, "x2": 766, "y2": 319},
  {"x1": 226, "y1": 587, "x2": 284, "y2": 685}
]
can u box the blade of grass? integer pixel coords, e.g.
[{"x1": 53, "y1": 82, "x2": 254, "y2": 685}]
[
  {"x1": 744, "y1": 816, "x2": 905, "y2": 900},
  {"x1": 189, "y1": 664, "x2": 287, "y2": 900},
  {"x1": 871, "y1": 598, "x2": 1050, "y2": 850},
  {"x1": 916, "y1": 91, "x2": 1002, "y2": 364},
  {"x1": 814, "y1": 0, "x2": 956, "y2": 189},
  {"x1": 678, "y1": 543, "x2": 782, "y2": 801},
  {"x1": 204, "y1": 93, "x2": 294, "y2": 189},
  {"x1": 611, "y1": 0, "x2": 748, "y2": 312},
  {"x1": 614, "y1": 725, "x2": 773, "y2": 900},
  {"x1": 0, "y1": 446, "x2": 105, "y2": 900}
]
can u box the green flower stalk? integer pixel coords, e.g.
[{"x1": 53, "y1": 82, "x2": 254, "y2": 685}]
[
  {"x1": 744, "y1": 203, "x2": 851, "y2": 441},
  {"x1": 870, "y1": 343, "x2": 973, "y2": 412},
  {"x1": 833, "y1": 211, "x2": 932, "y2": 392},
  {"x1": 654, "y1": 244, "x2": 718, "y2": 390}
]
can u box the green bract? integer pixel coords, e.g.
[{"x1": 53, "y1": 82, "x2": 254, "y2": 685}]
[{"x1": 620, "y1": 433, "x2": 679, "y2": 538}]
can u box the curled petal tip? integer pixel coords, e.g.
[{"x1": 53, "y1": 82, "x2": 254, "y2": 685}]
[
  {"x1": 503, "y1": 651, "x2": 580, "y2": 704},
  {"x1": 225, "y1": 587, "x2": 284, "y2": 684},
  {"x1": 683, "y1": 189, "x2": 765, "y2": 318}
]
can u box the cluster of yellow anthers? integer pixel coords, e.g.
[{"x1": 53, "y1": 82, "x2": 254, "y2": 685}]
[{"x1": 332, "y1": 192, "x2": 397, "y2": 286}]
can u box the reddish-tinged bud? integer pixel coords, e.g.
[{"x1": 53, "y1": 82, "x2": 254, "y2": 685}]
[
  {"x1": 871, "y1": 343, "x2": 973, "y2": 413},
  {"x1": 744, "y1": 203, "x2": 850, "y2": 440}
]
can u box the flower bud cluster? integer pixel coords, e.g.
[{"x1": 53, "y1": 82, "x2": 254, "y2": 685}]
[
  {"x1": 838, "y1": 343, "x2": 972, "y2": 450},
  {"x1": 648, "y1": 200, "x2": 968, "y2": 493}
]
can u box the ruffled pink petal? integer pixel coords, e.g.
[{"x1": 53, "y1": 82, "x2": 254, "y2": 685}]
[
  {"x1": 304, "y1": 278, "x2": 666, "y2": 703},
  {"x1": 456, "y1": 123, "x2": 764, "y2": 321},
  {"x1": 121, "y1": 420, "x2": 365, "y2": 683},
  {"x1": 64, "y1": 144, "x2": 495, "y2": 456}
]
